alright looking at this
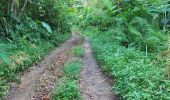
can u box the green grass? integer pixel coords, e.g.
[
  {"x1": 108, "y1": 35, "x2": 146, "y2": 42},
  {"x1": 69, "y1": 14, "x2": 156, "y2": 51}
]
[
  {"x1": 52, "y1": 60, "x2": 82, "y2": 100},
  {"x1": 73, "y1": 46, "x2": 85, "y2": 58},
  {"x1": 85, "y1": 29, "x2": 170, "y2": 100},
  {"x1": 0, "y1": 32, "x2": 71, "y2": 98},
  {"x1": 53, "y1": 80, "x2": 81, "y2": 100},
  {"x1": 64, "y1": 61, "x2": 82, "y2": 79}
]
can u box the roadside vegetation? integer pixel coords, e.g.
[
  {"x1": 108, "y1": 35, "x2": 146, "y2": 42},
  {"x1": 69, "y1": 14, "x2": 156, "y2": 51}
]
[
  {"x1": 0, "y1": 0, "x2": 170, "y2": 99},
  {"x1": 75, "y1": 0, "x2": 170, "y2": 99},
  {"x1": 89, "y1": 29, "x2": 169, "y2": 99},
  {"x1": 0, "y1": 0, "x2": 71, "y2": 98}
]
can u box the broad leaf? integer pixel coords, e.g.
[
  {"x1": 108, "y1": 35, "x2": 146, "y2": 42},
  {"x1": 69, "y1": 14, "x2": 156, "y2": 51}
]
[{"x1": 41, "y1": 22, "x2": 52, "y2": 33}]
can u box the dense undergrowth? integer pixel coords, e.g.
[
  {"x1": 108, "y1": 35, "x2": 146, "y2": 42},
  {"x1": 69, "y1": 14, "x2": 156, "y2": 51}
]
[
  {"x1": 76, "y1": 0, "x2": 170, "y2": 99},
  {"x1": 85, "y1": 28, "x2": 170, "y2": 99},
  {"x1": 0, "y1": 0, "x2": 72, "y2": 98},
  {"x1": 1, "y1": 0, "x2": 170, "y2": 99}
]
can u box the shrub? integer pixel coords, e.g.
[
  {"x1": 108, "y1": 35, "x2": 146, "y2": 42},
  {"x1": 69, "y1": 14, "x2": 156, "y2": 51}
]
[{"x1": 88, "y1": 29, "x2": 170, "y2": 99}]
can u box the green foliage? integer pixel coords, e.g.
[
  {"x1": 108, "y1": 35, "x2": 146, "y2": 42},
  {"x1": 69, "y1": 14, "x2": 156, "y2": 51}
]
[
  {"x1": 0, "y1": 78, "x2": 8, "y2": 98},
  {"x1": 53, "y1": 80, "x2": 82, "y2": 100},
  {"x1": 78, "y1": 0, "x2": 168, "y2": 52},
  {"x1": 87, "y1": 29, "x2": 170, "y2": 99},
  {"x1": 0, "y1": 0, "x2": 72, "y2": 98},
  {"x1": 64, "y1": 61, "x2": 82, "y2": 79},
  {"x1": 27, "y1": 0, "x2": 71, "y2": 34},
  {"x1": 125, "y1": 17, "x2": 167, "y2": 52},
  {"x1": 0, "y1": 52, "x2": 10, "y2": 65},
  {"x1": 0, "y1": 0, "x2": 71, "y2": 39},
  {"x1": 0, "y1": 33, "x2": 71, "y2": 98},
  {"x1": 77, "y1": 3, "x2": 169, "y2": 99},
  {"x1": 41, "y1": 22, "x2": 52, "y2": 33},
  {"x1": 73, "y1": 46, "x2": 85, "y2": 58},
  {"x1": 0, "y1": 0, "x2": 170, "y2": 99},
  {"x1": 52, "y1": 61, "x2": 82, "y2": 100}
]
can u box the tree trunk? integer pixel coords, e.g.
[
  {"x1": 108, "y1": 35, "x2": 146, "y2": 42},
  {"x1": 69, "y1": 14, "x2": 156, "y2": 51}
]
[
  {"x1": 11, "y1": 0, "x2": 15, "y2": 15},
  {"x1": 19, "y1": 0, "x2": 28, "y2": 17}
]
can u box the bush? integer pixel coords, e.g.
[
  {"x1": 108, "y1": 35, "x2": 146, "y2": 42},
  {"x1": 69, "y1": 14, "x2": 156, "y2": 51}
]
[
  {"x1": 78, "y1": 0, "x2": 168, "y2": 53},
  {"x1": 88, "y1": 30, "x2": 170, "y2": 99}
]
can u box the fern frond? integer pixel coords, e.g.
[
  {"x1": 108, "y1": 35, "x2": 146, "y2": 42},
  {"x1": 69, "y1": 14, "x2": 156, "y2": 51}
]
[{"x1": 0, "y1": 52, "x2": 10, "y2": 64}]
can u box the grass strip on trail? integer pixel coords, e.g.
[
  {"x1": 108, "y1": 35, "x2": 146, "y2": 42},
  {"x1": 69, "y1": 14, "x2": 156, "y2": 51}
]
[
  {"x1": 52, "y1": 60, "x2": 83, "y2": 100},
  {"x1": 72, "y1": 46, "x2": 85, "y2": 58},
  {"x1": 52, "y1": 45, "x2": 85, "y2": 100}
]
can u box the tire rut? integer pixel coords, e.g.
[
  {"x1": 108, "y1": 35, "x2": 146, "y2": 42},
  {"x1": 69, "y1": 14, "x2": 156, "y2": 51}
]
[
  {"x1": 79, "y1": 37, "x2": 118, "y2": 100},
  {"x1": 7, "y1": 33, "x2": 81, "y2": 100}
]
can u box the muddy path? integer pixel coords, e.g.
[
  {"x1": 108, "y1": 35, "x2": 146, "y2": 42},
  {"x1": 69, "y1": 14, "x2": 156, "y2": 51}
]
[
  {"x1": 79, "y1": 37, "x2": 117, "y2": 100},
  {"x1": 7, "y1": 33, "x2": 82, "y2": 100}
]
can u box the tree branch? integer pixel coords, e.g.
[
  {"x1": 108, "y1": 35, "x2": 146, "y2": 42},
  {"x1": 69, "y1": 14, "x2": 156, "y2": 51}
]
[{"x1": 19, "y1": 0, "x2": 28, "y2": 17}]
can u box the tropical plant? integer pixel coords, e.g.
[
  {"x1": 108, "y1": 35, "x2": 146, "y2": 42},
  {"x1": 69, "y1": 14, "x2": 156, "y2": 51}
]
[{"x1": 76, "y1": 0, "x2": 170, "y2": 99}]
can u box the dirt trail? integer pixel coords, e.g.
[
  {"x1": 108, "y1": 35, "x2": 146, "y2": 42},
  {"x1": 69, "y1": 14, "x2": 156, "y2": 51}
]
[
  {"x1": 7, "y1": 33, "x2": 117, "y2": 100},
  {"x1": 80, "y1": 37, "x2": 117, "y2": 100},
  {"x1": 7, "y1": 33, "x2": 81, "y2": 100}
]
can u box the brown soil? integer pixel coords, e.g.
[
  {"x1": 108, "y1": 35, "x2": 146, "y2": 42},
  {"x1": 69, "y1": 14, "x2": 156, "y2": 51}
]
[
  {"x1": 79, "y1": 37, "x2": 118, "y2": 100},
  {"x1": 6, "y1": 33, "x2": 118, "y2": 100},
  {"x1": 7, "y1": 33, "x2": 81, "y2": 100}
]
